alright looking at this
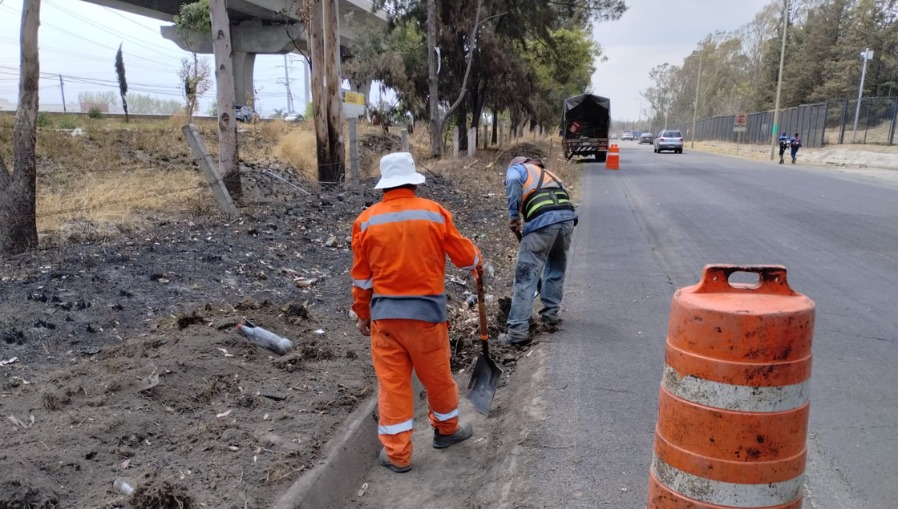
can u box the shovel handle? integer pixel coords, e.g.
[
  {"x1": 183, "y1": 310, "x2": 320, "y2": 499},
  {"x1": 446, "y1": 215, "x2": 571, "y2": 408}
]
[{"x1": 474, "y1": 267, "x2": 488, "y2": 341}]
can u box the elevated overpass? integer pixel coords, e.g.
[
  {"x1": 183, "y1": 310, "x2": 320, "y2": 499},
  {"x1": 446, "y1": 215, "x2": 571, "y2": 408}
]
[{"x1": 81, "y1": 0, "x2": 386, "y2": 104}]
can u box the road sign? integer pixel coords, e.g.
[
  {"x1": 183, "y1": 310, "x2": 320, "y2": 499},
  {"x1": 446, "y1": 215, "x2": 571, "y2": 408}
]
[
  {"x1": 343, "y1": 91, "x2": 365, "y2": 105},
  {"x1": 342, "y1": 91, "x2": 366, "y2": 118},
  {"x1": 735, "y1": 112, "x2": 748, "y2": 127},
  {"x1": 733, "y1": 126, "x2": 747, "y2": 133}
]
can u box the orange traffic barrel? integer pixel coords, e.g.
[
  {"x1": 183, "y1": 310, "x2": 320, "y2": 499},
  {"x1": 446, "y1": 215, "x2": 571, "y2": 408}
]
[
  {"x1": 606, "y1": 144, "x2": 620, "y2": 170},
  {"x1": 648, "y1": 265, "x2": 814, "y2": 509}
]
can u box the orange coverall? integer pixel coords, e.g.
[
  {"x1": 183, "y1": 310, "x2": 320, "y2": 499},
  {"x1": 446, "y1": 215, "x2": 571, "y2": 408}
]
[{"x1": 351, "y1": 188, "x2": 481, "y2": 467}]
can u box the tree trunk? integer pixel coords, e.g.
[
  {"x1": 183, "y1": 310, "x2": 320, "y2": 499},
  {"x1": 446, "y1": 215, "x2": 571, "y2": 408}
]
[
  {"x1": 0, "y1": 0, "x2": 41, "y2": 255},
  {"x1": 491, "y1": 105, "x2": 498, "y2": 144},
  {"x1": 309, "y1": 0, "x2": 344, "y2": 184},
  {"x1": 209, "y1": 0, "x2": 241, "y2": 200},
  {"x1": 323, "y1": 0, "x2": 345, "y2": 184},
  {"x1": 457, "y1": 103, "x2": 469, "y2": 151},
  {"x1": 427, "y1": 0, "x2": 442, "y2": 157}
]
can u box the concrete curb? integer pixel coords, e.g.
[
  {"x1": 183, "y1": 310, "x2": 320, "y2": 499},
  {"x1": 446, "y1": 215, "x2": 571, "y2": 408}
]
[{"x1": 271, "y1": 396, "x2": 380, "y2": 509}]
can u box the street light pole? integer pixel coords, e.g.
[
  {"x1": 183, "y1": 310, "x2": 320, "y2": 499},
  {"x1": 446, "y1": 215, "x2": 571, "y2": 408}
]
[
  {"x1": 851, "y1": 48, "x2": 874, "y2": 143},
  {"x1": 770, "y1": 0, "x2": 789, "y2": 161}
]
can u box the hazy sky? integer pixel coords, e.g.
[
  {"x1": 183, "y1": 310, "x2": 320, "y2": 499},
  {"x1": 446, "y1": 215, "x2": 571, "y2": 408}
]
[
  {"x1": 591, "y1": 0, "x2": 767, "y2": 120},
  {"x1": 0, "y1": 0, "x2": 307, "y2": 115},
  {"x1": 1, "y1": 0, "x2": 767, "y2": 119}
]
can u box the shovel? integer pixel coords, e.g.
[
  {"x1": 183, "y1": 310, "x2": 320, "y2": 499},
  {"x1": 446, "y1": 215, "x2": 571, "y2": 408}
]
[{"x1": 466, "y1": 267, "x2": 503, "y2": 416}]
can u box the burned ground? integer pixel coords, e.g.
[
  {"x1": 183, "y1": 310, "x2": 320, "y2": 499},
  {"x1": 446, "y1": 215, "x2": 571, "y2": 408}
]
[{"x1": 0, "y1": 129, "x2": 564, "y2": 508}]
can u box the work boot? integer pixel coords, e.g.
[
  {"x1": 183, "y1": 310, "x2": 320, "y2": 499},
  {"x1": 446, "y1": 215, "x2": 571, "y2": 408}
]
[
  {"x1": 540, "y1": 315, "x2": 563, "y2": 327},
  {"x1": 377, "y1": 448, "x2": 411, "y2": 473},
  {"x1": 498, "y1": 332, "x2": 530, "y2": 346},
  {"x1": 433, "y1": 421, "x2": 473, "y2": 449}
]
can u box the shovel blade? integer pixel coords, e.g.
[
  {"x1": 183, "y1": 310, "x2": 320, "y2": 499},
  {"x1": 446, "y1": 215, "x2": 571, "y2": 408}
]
[{"x1": 466, "y1": 353, "x2": 503, "y2": 416}]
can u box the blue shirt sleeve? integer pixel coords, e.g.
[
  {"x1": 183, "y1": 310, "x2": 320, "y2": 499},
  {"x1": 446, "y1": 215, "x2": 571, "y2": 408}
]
[{"x1": 505, "y1": 164, "x2": 526, "y2": 220}]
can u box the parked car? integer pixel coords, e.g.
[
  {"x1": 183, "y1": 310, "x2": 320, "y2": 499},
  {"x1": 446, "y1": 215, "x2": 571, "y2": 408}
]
[
  {"x1": 638, "y1": 132, "x2": 654, "y2": 144},
  {"x1": 653, "y1": 129, "x2": 684, "y2": 153},
  {"x1": 235, "y1": 105, "x2": 258, "y2": 123},
  {"x1": 622, "y1": 131, "x2": 635, "y2": 141},
  {"x1": 284, "y1": 113, "x2": 304, "y2": 122}
]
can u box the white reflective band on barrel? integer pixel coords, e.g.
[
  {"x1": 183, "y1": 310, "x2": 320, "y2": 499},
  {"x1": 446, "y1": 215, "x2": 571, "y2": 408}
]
[
  {"x1": 662, "y1": 364, "x2": 809, "y2": 413},
  {"x1": 652, "y1": 455, "x2": 803, "y2": 507},
  {"x1": 378, "y1": 418, "x2": 414, "y2": 435},
  {"x1": 432, "y1": 408, "x2": 459, "y2": 421}
]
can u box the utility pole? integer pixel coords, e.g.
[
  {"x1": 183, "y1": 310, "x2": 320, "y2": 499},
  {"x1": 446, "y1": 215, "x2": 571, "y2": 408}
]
[
  {"x1": 58, "y1": 74, "x2": 66, "y2": 112},
  {"x1": 690, "y1": 49, "x2": 703, "y2": 149},
  {"x1": 852, "y1": 48, "x2": 874, "y2": 143},
  {"x1": 770, "y1": 0, "x2": 789, "y2": 160},
  {"x1": 282, "y1": 54, "x2": 294, "y2": 114},
  {"x1": 638, "y1": 95, "x2": 643, "y2": 130}
]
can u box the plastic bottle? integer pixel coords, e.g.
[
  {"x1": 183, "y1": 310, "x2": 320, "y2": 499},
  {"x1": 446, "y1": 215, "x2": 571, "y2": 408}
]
[
  {"x1": 237, "y1": 321, "x2": 293, "y2": 355},
  {"x1": 113, "y1": 477, "x2": 134, "y2": 495}
]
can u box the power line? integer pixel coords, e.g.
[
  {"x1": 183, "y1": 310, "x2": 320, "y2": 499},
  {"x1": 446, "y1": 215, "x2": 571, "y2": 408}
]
[{"x1": 44, "y1": 0, "x2": 187, "y2": 61}]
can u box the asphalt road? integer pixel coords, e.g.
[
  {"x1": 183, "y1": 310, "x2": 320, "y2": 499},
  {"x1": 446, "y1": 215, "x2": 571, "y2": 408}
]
[{"x1": 514, "y1": 142, "x2": 898, "y2": 508}]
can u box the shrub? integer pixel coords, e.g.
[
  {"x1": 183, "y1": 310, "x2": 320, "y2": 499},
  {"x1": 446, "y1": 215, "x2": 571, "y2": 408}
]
[
  {"x1": 88, "y1": 108, "x2": 103, "y2": 119},
  {"x1": 36, "y1": 113, "x2": 54, "y2": 127},
  {"x1": 57, "y1": 116, "x2": 77, "y2": 129}
]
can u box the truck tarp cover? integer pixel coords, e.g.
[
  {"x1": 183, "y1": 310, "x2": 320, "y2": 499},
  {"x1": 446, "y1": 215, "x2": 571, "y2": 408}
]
[{"x1": 562, "y1": 94, "x2": 610, "y2": 132}]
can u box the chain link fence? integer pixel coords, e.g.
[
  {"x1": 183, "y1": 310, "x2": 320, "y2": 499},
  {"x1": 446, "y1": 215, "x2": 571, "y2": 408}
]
[{"x1": 669, "y1": 96, "x2": 897, "y2": 148}]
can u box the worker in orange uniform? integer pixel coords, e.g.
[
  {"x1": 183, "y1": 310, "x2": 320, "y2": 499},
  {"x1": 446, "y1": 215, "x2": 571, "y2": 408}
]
[{"x1": 351, "y1": 152, "x2": 481, "y2": 473}]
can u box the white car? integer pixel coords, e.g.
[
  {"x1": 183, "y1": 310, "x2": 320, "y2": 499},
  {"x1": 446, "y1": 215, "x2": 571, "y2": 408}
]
[{"x1": 653, "y1": 129, "x2": 684, "y2": 154}]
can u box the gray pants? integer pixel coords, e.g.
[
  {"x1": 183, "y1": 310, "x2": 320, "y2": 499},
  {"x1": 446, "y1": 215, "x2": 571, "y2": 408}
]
[{"x1": 506, "y1": 221, "x2": 575, "y2": 339}]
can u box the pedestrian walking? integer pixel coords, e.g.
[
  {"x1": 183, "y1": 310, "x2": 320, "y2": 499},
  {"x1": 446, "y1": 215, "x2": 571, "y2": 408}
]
[
  {"x1": 351, "y1": 152, "x2": 481, "y2": 473},
  {"x1": 790, "y1": 132, "x2": 802, "y2": 164},
  {"x1": 499, "y1": 156, "x2": 577, "y2": 345},
  {"x1": 778, "y1": 133, "x2": 789, "y2": 164}
]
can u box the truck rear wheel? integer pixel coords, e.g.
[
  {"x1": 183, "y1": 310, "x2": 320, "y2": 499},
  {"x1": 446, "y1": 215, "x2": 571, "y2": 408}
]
[{"x1": 596, "y1": 152, "x2": 607, "y2": 163}]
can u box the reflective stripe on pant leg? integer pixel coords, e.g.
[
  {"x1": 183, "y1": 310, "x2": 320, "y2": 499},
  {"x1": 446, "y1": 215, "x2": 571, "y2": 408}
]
[
  {"x1": 401, "y1": 320, "x2": 460, "y2": 435},
  {"x1": 371, "y1": 319, "x2": 415, "y2": 467}
]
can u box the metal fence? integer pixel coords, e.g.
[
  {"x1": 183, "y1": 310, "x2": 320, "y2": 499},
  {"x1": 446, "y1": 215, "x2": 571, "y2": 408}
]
[{"x1": 668, "y1": 96, "x2": 897, "y2": 148}]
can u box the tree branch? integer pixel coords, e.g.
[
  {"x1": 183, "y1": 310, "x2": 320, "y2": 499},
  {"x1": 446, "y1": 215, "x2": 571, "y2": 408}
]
[{"x1": 443, "y1": 3, "x2": 506, "y2": 120}]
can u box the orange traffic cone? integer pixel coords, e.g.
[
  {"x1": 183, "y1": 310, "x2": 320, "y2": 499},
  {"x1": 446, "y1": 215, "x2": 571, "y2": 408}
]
[
  {"x1": 606, "y1": 144, "x2": 619, "y2": 170},
  {"x1": 648, "y1": 265, "x2": 815, "y2": 509}
]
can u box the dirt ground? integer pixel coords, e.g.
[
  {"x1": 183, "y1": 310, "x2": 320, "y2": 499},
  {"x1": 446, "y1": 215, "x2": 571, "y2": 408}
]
[{"x1": 0, "y1": 127, "x2": 565, "y2": 508}]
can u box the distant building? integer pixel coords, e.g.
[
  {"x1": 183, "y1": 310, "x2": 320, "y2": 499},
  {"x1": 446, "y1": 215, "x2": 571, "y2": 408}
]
[
  {"x1": 80, "y1": 102, "x2": 109, "y2": 113},
  {"x1": 0, "y1": 98, "x2": 13, "y2": 111}
]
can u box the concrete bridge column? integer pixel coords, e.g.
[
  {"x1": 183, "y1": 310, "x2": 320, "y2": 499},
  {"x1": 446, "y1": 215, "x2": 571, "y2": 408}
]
[{"x1": 232, "y1": 51, "x2": 256, "y2": 107}]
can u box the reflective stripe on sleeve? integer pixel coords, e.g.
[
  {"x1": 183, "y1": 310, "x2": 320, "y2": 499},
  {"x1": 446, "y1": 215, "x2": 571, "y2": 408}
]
[
  {"x1": 353, "y1": 278, "x2": 373, "y2": 290},
  {"x1": 378, "y1": 418, "x2": 414, "y2": 435},
  {"x1": 361, "y1": 210, "x2": 445, "y2": 232},
  {"x1": 458, "y1": 254, "x2": 479, "y2": 271},
  {"x1": 652, "y1": 455, "x2": 803, "y2": 507},
  {"x1": 432, "y1": 408, "x2": 459, "y2": 421}
]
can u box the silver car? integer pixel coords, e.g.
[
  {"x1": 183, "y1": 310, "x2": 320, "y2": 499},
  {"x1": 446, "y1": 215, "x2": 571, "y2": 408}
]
[{"x1": 654, "y1": 129, "x2": 684, "y2": 154}]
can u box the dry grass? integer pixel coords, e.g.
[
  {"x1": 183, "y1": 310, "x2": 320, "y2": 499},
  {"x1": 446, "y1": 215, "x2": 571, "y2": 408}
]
[
  {"x1": 261, "y1": 118, "x2": 290, "y2": 139},
  {"x1": 37, "y1": 167, "x2": 205, "y2": 233},
  {"x1": 168, "y1": 112, "x2": 190, "y2": 130},
  {"x1": 276, "y1": 126, "x2": 319, "y2": 181}
]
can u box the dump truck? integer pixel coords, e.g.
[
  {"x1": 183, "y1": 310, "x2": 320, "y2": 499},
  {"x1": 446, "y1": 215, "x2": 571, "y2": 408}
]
[{"x1": 562, "y1": 94, "x2": 611, "y2": 162}]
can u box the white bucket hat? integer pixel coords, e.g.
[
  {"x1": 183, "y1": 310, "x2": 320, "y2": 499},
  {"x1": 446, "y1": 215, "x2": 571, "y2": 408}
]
[{"x1": 375, "y1": 152, "x2": 426, "y2": 189}]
